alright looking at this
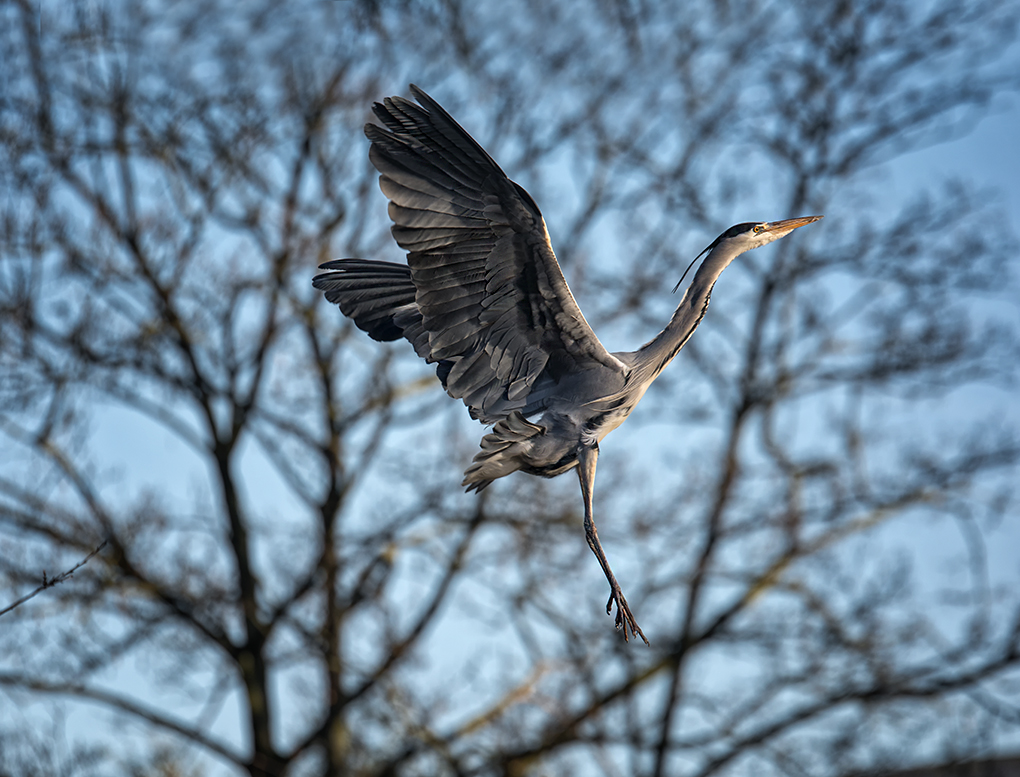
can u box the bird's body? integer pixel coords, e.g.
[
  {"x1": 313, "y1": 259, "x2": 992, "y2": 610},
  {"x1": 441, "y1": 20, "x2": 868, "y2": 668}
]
[
  {"x1": 314, "y1": 86, "x2": 822, "y2": 644},
  {"x1": 466, "y1": 363, "x2": 633, "y2": 484}
]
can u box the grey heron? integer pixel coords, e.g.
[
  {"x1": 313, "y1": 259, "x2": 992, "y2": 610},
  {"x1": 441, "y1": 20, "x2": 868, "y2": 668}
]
[{"x1": 313, "y1": 86, "x2": 822, "y2": 644}]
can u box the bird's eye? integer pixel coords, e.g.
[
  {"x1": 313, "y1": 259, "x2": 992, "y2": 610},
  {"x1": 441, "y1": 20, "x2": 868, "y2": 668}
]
[{"x1": 753, "y1": 224, "x2": 764, "y2": 233}]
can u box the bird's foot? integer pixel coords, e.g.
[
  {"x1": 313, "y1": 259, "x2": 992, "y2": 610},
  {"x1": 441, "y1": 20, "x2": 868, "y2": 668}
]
[{"x1": 606, "y1": 585, "x2": 649, "y2": 646}]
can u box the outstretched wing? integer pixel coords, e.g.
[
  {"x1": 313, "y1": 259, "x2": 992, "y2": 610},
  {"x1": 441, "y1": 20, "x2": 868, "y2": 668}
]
[{"x1": 363, "y1": 84, "x2": 626, "y2": 422}]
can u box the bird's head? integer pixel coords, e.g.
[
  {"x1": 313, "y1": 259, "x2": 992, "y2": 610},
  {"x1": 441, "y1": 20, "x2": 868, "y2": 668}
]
[
  {"x1": 672, "y1": 215, "x2": 823, "y2": 293},
  {"x1": 717, "y1": 215, "x2": 824, "y2": 251}
]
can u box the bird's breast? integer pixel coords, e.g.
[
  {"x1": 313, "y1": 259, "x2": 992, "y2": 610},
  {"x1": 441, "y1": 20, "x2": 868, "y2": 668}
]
[{"x1": 580, "y1": 404, "x2": 636, "y2": 447}]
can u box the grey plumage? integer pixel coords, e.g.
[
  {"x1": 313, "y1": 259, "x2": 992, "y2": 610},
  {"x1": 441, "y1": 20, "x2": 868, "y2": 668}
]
[{"x1": 314, "y1": 85, "x2": 822, "y2": 643}]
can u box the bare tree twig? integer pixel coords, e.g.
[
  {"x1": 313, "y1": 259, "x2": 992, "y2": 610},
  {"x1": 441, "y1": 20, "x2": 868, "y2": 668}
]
[{"x1": 0, "y1": 541, "x2": 107, "y2": 619}]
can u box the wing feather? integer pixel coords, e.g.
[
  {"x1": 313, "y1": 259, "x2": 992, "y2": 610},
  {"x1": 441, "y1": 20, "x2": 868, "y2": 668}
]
[{"x1": 317, "y1": 86, "x2": 627, "y2": 423}]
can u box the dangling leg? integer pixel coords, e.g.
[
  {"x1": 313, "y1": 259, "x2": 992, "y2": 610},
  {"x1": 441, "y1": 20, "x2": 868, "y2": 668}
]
[{"x1": 576, "y1": 443, "x2": 649, "y2": 645}]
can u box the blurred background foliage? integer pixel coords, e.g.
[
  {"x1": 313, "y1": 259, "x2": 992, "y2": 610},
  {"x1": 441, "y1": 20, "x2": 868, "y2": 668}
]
[{"x1": 1, "y1": 0, "x2": 1019, "y2": 775}]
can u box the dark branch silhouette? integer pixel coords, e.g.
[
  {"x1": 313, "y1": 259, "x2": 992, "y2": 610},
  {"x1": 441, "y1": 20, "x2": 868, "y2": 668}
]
[
  {"x1": 0, "y1": 1, "x2": 1018, "y2": 776},
  {"x1": 0, "y1": 542, "x2": 106, "y2": 619}
]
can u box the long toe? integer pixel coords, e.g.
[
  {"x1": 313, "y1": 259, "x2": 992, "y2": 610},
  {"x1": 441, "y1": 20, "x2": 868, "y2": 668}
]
[{"x1": 608, "y1": 587, "x2": 649, "y2": 646}]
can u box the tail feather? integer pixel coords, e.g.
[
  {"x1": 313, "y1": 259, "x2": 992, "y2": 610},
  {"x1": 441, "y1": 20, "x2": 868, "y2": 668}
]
[{"x1": 462, "y1": 412, "x2": 545, "y2": 492}]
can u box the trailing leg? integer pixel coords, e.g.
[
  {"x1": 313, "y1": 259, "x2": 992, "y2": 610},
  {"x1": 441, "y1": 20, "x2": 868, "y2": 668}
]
[{"x1": 576, "y1": 443, "x2": 648, "y2": 645}]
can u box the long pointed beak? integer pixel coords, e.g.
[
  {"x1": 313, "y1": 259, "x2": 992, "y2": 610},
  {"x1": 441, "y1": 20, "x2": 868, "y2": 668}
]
[{"x1": 764, "y1": 215, "x2": 824, "y2": 234}]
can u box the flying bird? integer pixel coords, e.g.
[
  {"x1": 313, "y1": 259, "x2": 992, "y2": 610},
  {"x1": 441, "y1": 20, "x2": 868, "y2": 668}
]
[{"x1": 313, "y1": 85, "x2": 822, "y2": 644}]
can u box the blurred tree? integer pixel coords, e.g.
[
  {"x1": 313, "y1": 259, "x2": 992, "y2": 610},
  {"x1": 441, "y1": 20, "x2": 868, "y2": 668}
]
[{"x1": 1, "y1": 0, "x2": 1018, "y2": 776}]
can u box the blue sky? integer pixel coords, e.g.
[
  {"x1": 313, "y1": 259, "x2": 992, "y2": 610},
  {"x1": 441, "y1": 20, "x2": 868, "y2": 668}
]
[
  {"x1": 3, "y1": 7, "x2": 1019, "y2": 768},
  {"x1": 891, "y1": 99, "x2": 1020, "y2": 228}
]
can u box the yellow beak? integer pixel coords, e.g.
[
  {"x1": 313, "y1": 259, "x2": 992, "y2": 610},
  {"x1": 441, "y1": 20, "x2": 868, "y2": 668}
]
[{"x1": 764, "y1": 215, "x2": 824, "y2": 233}]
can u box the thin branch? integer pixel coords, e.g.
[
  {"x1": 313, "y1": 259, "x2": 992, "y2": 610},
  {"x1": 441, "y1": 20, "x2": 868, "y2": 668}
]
[
  {"x1": 0, "y1": 671, "x2": 246, "y2": 767},
  {"x1": 0, "y1": 541, "x2": 107, "y2": 619}
]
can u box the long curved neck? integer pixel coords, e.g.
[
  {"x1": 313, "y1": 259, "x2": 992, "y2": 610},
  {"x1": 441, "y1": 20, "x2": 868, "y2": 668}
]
[{"x1": 634, "y1": 239, "x2": 745, "y2": 383}]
